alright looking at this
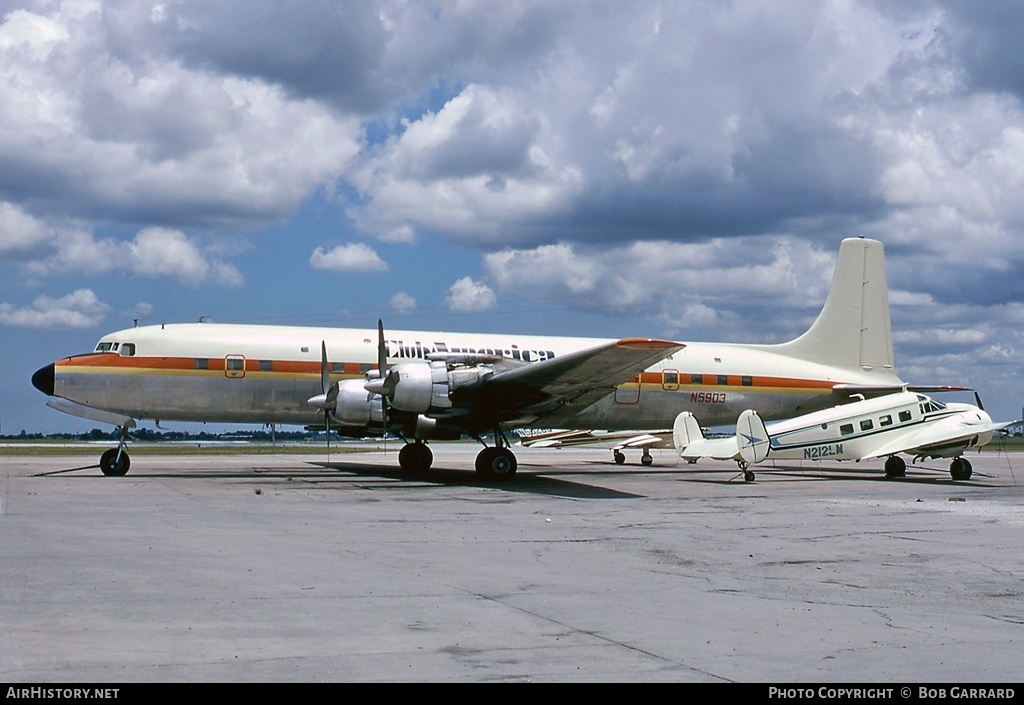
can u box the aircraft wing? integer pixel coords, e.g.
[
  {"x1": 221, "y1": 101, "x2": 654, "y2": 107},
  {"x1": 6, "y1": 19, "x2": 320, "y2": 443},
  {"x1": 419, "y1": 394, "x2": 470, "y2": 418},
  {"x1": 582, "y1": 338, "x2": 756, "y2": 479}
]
[
  {"x1": 456, "y1": 338, "x2": 684, "y2": 427},
  {"x1": 860, "y1": 415, "x2": 1013, "y2": 460},
  {"x1": 518, "y1": 429, "x2": 672, "y2": 450}
]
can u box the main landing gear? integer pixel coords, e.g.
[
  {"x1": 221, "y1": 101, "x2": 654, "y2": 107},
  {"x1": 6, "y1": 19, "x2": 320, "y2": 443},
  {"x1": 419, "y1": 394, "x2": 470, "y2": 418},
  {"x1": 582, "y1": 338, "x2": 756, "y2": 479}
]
[
  {"x1": 612, "y1": 449, "x2": 654, "y2": 466},
  {"x1": 885, "y1": 454, "x2": 973, "y2": 481},
  {"x1": 396, "y1": 432, "x2": 519, "y2": 481}
]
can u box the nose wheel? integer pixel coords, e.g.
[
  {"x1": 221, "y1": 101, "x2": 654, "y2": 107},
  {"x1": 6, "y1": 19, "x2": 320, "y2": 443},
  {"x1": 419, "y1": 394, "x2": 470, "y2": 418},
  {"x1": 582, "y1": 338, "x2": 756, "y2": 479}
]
[{"x1": 99, "y1": 424, "x2": 133, "y2": 476}]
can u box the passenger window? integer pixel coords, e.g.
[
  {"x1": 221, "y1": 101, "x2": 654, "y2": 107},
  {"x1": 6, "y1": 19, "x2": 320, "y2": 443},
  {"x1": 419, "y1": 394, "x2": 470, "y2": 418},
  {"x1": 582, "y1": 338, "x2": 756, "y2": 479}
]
[
  {"x1": 879, "y1": 415, "x2": 892, "y2": 427},
  {"x1": 860, "y1": 419, "x2": 873, "y2": 431},
  {"x1": 716, "y1": 375, "x2": 728, "y2": 385},
  {"x1": 691, "y1": 374, "x2": 703, "y2": 384},
  {"x1": 899, "y1": 410, "x2": 912, "y2": 422},
  {"x1": 840, "y1": 424, "x2": 854, "y2": 436},
  {"x1": 259, "y1": 360, "x2": 273, "y2": 372},
  {"x1": 195, "y1": 358, "x2": 209, "y2": 370}
]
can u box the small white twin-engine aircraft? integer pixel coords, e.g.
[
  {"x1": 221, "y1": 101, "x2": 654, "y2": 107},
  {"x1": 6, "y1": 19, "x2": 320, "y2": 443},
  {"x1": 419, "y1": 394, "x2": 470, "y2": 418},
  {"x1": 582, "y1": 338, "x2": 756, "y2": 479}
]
[
  {"x1": 32, "y1": 237, "x2": 906, "y2": 480},
  {"x1": 672, "y1": 390, "x2": 1010, "y2": 482}
]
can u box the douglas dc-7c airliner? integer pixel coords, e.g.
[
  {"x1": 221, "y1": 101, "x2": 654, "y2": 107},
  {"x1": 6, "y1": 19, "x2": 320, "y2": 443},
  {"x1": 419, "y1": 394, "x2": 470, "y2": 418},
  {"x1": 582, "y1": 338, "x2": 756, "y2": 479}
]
[{"x1": 32, "y1": 237, "x2": 907, "y2": 480}]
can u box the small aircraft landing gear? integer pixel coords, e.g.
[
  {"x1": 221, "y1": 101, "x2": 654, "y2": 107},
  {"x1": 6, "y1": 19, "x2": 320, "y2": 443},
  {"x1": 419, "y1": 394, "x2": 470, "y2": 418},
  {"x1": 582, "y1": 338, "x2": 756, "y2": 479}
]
[
  {"x1": 614, "y1": 450, "x2": 626, "y2": 465},
  {"x1": 738, "y1": 461, "x2": 755, "y2": 483},
  {"x1": 884, "y1": 455, "x2": 906, "y2": 479},
  {"x1": 949, "y1": 457, "x2": 973, "y2": 481},
  {"x1": 398, "y1": 441, "x2": 433, "y2": 473},
  {"x1": 641, "y1": 450, "x2": 653, "y2": 466},
  {"x1": 99, "y1": 424, "x2": 133, "y2": 476},
  {"x1": 475, "y1": 429, "x2": 518, "y2": 480}
]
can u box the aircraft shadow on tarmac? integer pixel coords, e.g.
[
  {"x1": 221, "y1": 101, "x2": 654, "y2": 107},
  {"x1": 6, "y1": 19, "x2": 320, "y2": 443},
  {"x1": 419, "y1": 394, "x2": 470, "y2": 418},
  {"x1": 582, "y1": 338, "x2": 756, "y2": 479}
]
[
  {"x1": 33, "y1": 458, "x2": 644, "y2": 500},
  {"x1": 33, "y1": 455, "x2": 1012, "y2": 494}
]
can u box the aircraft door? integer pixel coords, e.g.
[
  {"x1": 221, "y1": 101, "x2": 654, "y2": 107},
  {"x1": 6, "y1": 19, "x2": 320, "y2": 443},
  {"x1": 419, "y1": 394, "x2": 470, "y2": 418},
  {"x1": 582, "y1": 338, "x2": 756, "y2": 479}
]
[
  {"x1": 225, "y1": 355, "x2": 246, "y2": 379},
  {"x1": 613, "y1": 374, "x2": 641, "y2": 405}
]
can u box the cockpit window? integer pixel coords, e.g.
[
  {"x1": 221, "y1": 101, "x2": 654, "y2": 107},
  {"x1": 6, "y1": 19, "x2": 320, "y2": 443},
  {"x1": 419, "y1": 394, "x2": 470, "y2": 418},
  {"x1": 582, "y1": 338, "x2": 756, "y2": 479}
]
[
  {"x1": 95, "y1": 342, "x2": 114, "y2": 352},
  {"x1": 120, "y1": 343, "x2": 136, "y2": 357}
]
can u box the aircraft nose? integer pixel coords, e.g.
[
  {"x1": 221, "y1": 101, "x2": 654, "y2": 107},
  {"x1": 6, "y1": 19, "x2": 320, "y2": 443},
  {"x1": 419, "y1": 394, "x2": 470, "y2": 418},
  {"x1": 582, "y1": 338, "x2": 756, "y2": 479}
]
[{"x1": 32, "y1": 363, "x2": 55, "y2": 396}]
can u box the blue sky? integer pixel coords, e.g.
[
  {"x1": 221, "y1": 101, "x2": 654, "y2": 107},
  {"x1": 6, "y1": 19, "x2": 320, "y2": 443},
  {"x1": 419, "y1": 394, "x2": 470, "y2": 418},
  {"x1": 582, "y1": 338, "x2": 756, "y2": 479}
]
[{"x1": 2, "y1": 1, "x2": 1024, "y2": 434}]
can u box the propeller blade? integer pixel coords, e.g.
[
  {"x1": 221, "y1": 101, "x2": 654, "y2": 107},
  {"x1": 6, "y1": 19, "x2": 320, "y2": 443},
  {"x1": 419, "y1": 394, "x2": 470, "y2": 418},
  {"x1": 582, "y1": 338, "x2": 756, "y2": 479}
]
[
  {"x1": 321, "y1": 341, "x2": 331, "y2": 394},
  {"x1": 377, "y1": 319, "x2": 390, "y2": 445}
]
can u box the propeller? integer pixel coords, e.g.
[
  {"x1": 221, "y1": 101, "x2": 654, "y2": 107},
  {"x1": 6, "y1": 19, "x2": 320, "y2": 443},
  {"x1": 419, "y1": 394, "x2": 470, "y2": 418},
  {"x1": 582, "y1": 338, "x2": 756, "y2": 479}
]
[
  {"x1": 307, "y1": 341, "x2": 339, "y2": 456},
  {"x1": 375, "y1": 319, "x2": 390, "y2": 441},
  {"x1": 974, "y1": 391, "x2": 985, "y2": 412}
]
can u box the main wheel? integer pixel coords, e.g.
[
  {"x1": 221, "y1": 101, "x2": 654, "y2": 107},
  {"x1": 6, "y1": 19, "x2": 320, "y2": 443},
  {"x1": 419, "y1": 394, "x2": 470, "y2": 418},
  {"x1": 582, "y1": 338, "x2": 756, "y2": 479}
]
[
  {"x1": 614, "y1": 451, "x2": 626, "y2": 465},
  {"x1": 99, "y1": 448, "x2": 130, "y2": 476},
  {"x1": 475, "y1": 447, "x2": 518, "y2": 480},
  {"x1": 950, "y1": 457, "x2": 973, "y2": 481},
  {"x1": 884, "y1": 455, "x2": 906, "y2": 479},
  {"x1": 398, "y1": 443, "x2": 433, "y2": 473},
  {"x1": 641, "y1": 451, "x2": 653, "y2": 466}
]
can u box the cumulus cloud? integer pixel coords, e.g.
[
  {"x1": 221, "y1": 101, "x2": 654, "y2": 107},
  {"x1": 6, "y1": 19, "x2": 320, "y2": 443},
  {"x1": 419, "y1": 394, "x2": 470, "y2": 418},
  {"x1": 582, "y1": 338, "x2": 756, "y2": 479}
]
[
  {"x1": 445, "y1": 276, "x2": 497, "y2": 312},
  {"x1": 309, "y1": 243, "x2": 389, "y2": 272},
  {"x1": 389, "y1": 291, "x2": 416, "y2": 313},
  {"x1": 24, "y1": 227, "x2": 244, "y2": 286},
  {"x1": 482, "y1": 237, "x2": 834, "y2": 341},
  {"x1": 0, "y1": 1, "x2": 362, "y2": 230},
  {"x1": 0, "y1": 288, "x2": 110, "y2": 328}
]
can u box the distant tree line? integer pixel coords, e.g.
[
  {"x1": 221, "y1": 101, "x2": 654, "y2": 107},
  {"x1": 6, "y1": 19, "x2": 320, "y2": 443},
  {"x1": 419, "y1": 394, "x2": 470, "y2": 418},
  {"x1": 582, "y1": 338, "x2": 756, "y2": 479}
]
[{"x1": 0, "y1": 428, "x2": 322, "y2": 442}]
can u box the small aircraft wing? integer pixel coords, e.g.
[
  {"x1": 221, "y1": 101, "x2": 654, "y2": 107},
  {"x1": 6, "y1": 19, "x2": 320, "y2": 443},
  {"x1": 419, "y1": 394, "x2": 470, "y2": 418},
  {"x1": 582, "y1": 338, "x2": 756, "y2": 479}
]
[
  {"x1": 459, "y1": 338, "x2": 684, "y2": 426},
  {"x1": 862, "y1": 414, "x2": 1014, "y2": 460},
  {"x1": 518, "y1": 429, "x2": 672, "y2": 450}
]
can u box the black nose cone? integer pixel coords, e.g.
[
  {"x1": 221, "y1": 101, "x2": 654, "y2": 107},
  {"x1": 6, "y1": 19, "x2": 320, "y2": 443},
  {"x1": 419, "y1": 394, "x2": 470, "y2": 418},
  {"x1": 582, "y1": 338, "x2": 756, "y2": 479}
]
[{"x1": 32, "y1": 363, "x2": 54, "y2": 396}]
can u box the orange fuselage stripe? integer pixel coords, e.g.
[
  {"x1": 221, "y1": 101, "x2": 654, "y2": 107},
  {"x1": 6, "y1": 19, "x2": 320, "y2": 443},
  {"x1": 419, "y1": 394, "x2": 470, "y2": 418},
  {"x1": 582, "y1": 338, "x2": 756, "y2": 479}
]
[{"x1": 57, "y1": 353, "x2": 838, "y2": 394}]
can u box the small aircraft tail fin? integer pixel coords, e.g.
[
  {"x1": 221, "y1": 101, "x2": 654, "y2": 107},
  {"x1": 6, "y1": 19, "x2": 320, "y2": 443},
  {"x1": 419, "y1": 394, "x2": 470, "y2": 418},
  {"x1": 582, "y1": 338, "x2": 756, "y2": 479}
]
[
  {"x1": 672, "y1": 411, "x2": 704, "y2": 452},
  {"x1": 736, "y1": 410, "x2": 770, "y2": 465},
  {"x1": 770, "y1": 237, "x2": 897, "y2": 379}
]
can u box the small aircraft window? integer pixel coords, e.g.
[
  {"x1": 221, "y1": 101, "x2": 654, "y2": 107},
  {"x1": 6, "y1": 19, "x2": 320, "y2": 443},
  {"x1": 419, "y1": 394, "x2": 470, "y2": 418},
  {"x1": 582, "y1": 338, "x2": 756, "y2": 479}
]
[
  {"x1": 195, "y1": 358, "x2": 209, "y2": 370},
  {"x1": 741, "y1": 376, "x2": 753, "y2": 386},
  {"x1": 879, "y1": 415, "x2": 893, "y2": 427},
  {"x1": 860, "y1": 419, "x2": 873, "y2": 431},
  {"x1": 663, "y1": 371, "x2": 678, "y2": 386},
  {"x1": 840, "y1": 423, "x2": 854, "y2": 436},
  {"x1": 95, "y1": 342, "x2": 113, "y2": 352},
  {"x1": 331, "y1": 362, "x2": 345, "y2": 374},
  {"x1": 111, "y1": 342, "x2": 119, "y2": 351},
  {"x1": 119, "y1": 343, "x2": 136, "y2": 357},
  {"x1": 716, "y1": 375, "x2": 728, "y2": 386},
  {"x1": 227, "y1": 358, "x2": 244, "y2": 372},
  {"x1": 691, "y1": 374, "x2": 703, "y2": 385},
  {"x1": 259, "y1": 360, "x2": 273, "y2": 372},
  {"x1": 899, "y1": 410, "x2": 912, "y2": 422}
]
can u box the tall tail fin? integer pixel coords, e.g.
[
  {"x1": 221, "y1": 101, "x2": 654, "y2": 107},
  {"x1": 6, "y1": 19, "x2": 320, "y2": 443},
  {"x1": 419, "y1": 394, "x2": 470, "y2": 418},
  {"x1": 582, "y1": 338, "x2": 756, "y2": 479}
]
[
  {"x1": 772, "y1": 237, "x2": 896, "y2": 377},
  {"x1": 672, "y1": 411, "x2": 704, "y2": 452},
  {"x1": 736, "y1": 410, "x2": 770, "y2": 465}
]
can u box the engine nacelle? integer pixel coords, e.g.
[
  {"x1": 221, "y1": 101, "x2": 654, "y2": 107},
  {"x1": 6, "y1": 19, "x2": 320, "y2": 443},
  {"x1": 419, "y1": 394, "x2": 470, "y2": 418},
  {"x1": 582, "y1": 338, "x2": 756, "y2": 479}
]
[
  {"x1": 334, "y1": 378, "x2": 384, "y2": 426},
  {"x1": 385, "y1": 360, "x2": 493, "y2": 414}
]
